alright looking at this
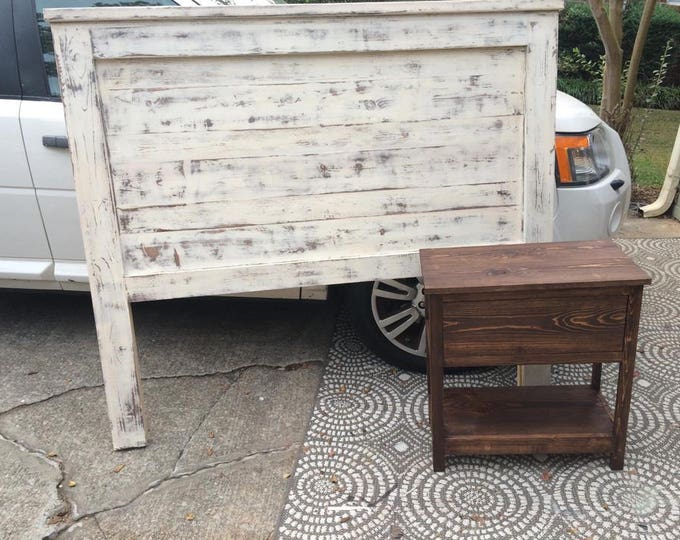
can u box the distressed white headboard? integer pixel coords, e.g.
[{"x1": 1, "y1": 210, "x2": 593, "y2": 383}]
[{"x1": 47, "y1": 0, "x2": 560, "y2": 449}]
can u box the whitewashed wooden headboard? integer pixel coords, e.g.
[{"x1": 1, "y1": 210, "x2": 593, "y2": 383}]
[{"x1": 47, "y1": 0, "x2": 561, "y2": 449}]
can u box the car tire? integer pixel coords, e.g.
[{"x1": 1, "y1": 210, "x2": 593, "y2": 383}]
[{"x1": 345, "y1": 278, "x2": 428, "y2": 372}]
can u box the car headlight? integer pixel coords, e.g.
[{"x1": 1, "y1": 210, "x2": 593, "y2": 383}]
[{"x1": 555, "y1": 125, "x2": 611, "y2": 186}]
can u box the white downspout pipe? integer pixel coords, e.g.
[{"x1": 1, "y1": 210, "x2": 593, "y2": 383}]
[{"x1": 641, "y1": 124, "x2": 680, "y2": 218}]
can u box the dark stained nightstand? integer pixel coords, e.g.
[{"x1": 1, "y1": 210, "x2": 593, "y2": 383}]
[{"x1": 420, "y1": 240, "x2": 651, "y2": 472}]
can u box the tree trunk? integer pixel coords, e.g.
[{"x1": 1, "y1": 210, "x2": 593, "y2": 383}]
[
  {"x1": 589, "y1": 0, "x2": 659, "y2": 137},
  {"x1": 601, "y1": 48, "x2": 623, "y2": 128},
  {"x1": 621, "y1": 0, "x2": 658, "y2": 130},
  {"x1": 609, "y1": 0, "x2": 623, "y2": 52},
  {"x1": 588, "y1": 0, "x2": 623, "y2": 127}
]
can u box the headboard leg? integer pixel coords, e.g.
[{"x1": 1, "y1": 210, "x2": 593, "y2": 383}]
[{"x1": 93, "y1": 294, "x2": 147, "y2": 450}]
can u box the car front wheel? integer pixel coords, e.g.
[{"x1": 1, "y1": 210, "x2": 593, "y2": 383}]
[{"x1": 345, "y1": 278, "x2": 427, "y2": 371}]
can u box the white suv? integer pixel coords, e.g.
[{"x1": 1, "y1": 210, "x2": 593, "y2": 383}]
[{"x1": 0, "y1": 0, "x2": 631, "y2": 369}]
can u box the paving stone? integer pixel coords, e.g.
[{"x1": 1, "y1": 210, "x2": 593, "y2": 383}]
[
  {"x1": 0, "y1": 438, "x2": 64, "y2": 539},
  {"x1": 279, "y1": 239, "x2": 680, "y2": 539},
  {"x1": 616, "y1": 211, "x2": 680, "y2": 239},
  {"x1": 95, "y1": 448, "x2": 298, "y2": 539},
  {"x1": 0, "y1": 376, "x2": 231, "y2": 519},
  {"x1": 176, "y1": 364, "x2": 323, "y2": 474}
]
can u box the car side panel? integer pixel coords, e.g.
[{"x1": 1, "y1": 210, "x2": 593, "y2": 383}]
[
  {"x1": 20, "y1": 100, "x2": 73, "y2": 190},
  {"x1": 36, "y1": 189, "x2": 85, "y2": 260},
  {"x1": 0, "y1": 187, "x2": 53, "y2": 260},
  {"x1": 0, "y1": 100, "x2": 34, "y2": 189}
]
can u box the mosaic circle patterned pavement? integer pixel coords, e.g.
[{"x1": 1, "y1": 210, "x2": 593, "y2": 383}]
[
  {"x1": 551, "y1": 457, "x2": 680, "y2": 539},
  {"x1": 399, "y1": 455, "x2": 553, "y2": 539},
  {"x1": 278, "y1": 239, "x2": 680, "y2": 539},
  {"x1": 282, "y1": 441, "x2": 399, "y2": 539},
  {"x1": 309, "y1": 375, "x2": 404, "y2": 443}
]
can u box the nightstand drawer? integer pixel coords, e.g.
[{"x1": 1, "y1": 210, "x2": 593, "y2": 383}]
[{"x1": 442, "y1": 294, "x2": 627, "y2": 361}]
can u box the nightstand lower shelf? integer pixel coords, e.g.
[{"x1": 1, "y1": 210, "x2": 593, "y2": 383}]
[{"x1": 443, "y1": 385, "x2": 614, "y2": 456}]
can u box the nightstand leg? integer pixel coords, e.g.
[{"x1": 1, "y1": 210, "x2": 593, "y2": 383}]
[
  {"x1": 427, "y1": 348, "x2": 445, "y2": 472},
  {"x1": 591, "y1": 363, "x2": 602, "y2": 391},
  {"x1": 610, "y1": 288, "x2": 643, "y2": 471},
  {"x1": 610, "y1": 358, "x2": 634, "y2": 470},
  {"x1": 426, "y1": 296, "x2": 446, "y2": 472},
  {"x1": 430, "y1": 365, "x2": 445, "y2": 473}
]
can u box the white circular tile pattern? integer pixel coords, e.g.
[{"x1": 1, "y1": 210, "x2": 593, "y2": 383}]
[
  {"x1": 278, "y1": 239, "x2": 680, "y2": 539},
  {"x1": 640, "y1": 292, "x2": 680, "y2": 330},
  {"x1": 326, "y1": 334, "x2": 387, "y2": 378},
  {"x1": 309, "y1": 376, "x2": 403, "y2": 443},
  {"x1": 551, "y1": 458, "x2": 680, "y2": 538},
  {"x1": 660, "y1": 256, "x2": 680, "y2": 282},
  {"x1": 659, "y1": 384, "x2": 680, "y2": 426},
  {"x1": 399, "y1": 456, "x2": 552, "y2": 539},
  {"x1": 394, "y1": 441, "x2": 409, "y2": 453},
  {"x1": 281, "y1": 441, "x2": 398, "y2": 539},
  {"x1": 636, "y1": 331, "x2": 680, "y2": 383},
  {"x1": 624, "y1": 393, "x2": 676, "y2": 457},
  {"x1": 618, "y1": 238, "x2": 680, "y2": 262},
  {"x1": 444, "y1": 366, "x2": 516, "y2": 388}
]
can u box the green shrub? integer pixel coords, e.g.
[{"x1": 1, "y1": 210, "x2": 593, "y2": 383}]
[
  {"x1": 558, "y1": 47, "x2": 603, "y2": 84},
  {"x1": 558, "y1": 77, "x2": 680, "y2": 109},
  {"x1": 638, "y1": 83, "x2": 680, "y2": 110},
  {"x1": 559, "y1": 2, "x2": 603, "y2": 74},
  {"x1": 558, "y1": 77, "x2": 603, "y2": 105},
  {"x1": 559, "y1": 1, "x2": 680, "y2": 87},
  {"x1": 622, "y1": 1, "x2": 680, "y2": 86}
]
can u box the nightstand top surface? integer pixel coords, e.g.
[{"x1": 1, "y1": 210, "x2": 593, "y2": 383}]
[{"x1": 420, "y1": 240, "x2": 651, "y2": 295}]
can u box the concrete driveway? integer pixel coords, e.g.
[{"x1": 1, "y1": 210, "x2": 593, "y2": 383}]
[{"x1": 0, "y1": 292, "x2": 335, "y2": 539}]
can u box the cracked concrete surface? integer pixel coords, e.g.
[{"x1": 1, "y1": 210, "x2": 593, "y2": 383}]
[
  {"x1": 95, "y1": 447, "x2": 299, "y2": 539},
  {"x1": 56, "y1": 517, "x2": 106, "y2": 540},
  {"x1": 175, "y1": 365, "x2": 324, "y2": 475},
  {"x1": 0, "y1": 294, "x2": 333, "y2": 413},
  {"x1": 0, "y1": 291, "x2": 334, "y2": 538},
  {"x1": 1, "y1": 377, "x2": 235, "y2": 519},
  {"x1": 0, "y1": 437, "x2": 65, "y2": 539}
]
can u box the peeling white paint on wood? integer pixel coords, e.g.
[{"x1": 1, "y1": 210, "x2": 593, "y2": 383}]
[
  {"x1": 46, "y1": 1, "x2": 563, "y2": 22},
  {"x1": 46, "y1": 0, "x2": 560, "y2": 449},
  {"x1": 111, "y1": 120, "x2": 523, "y2": 208},
  {"x1": 107, "y1": 115, "x2": 522, "y2": 165},
  {"x1": 98, "y1": 47, "x2": 521, "y2": 92},
  {"x1": 125, "y1": 252, "x2": 428, "y2": 303},
  {"x1": 87, "y1": 15, "x2": 540, "y2": 59},
  {"x1": 121, "y1": 205, "x2": 521, "y2": 275},
  {"x1": 50, "y1": 26, "x2": 147, "y2": 450},
  {"x1": 103, "y1": 72, "x2": 522, "y2": 136},
  {"x1": 118, "y1": 183, "x2": 521, "y2": 234},
  {"x1": 99, "y1": 48, "x2": 525, "y2": 136}
]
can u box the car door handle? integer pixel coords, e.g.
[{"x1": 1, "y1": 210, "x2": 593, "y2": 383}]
[
  {"x1": 610, "y1": 179, "x2": 625, "y2": 191},
  {"x1": 42, "y1": 135, "x2": 69, "y2": 149}
]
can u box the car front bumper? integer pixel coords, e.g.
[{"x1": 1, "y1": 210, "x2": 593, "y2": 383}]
[{"x1": 553, "y1": 123, "x2": 631, "y2": 242}]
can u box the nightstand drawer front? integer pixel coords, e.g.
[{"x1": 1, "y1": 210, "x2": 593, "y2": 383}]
[{"x1": 442, "y1": 295, "x2": 627, "y2": 359}]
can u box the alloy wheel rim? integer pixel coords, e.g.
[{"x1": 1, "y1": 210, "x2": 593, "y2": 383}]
[{"x1": 370, "y1": 278, "x2": 426, "y2": 357}]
